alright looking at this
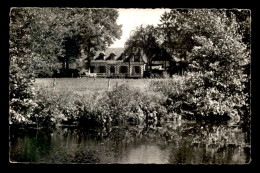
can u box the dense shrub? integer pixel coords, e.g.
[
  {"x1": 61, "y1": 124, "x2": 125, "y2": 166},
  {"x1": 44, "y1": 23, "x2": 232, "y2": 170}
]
[
  {"x1": 73, "y1": 84, "x2": 173, "y2": 128},
  {"x1": 26, "y1": 83, "x2": 169, "y2": 129},
  {"x1": 30, "y1": 85, "x2": 90, "y2": 128},
  {"x1": 32, "y1": 87, "x2": 65, "y2": 127},
  {"x1": 9, "y1": 56, "x2": 37, "y2": 125},
  {"x1": 77, "y1": 84, "x2": 164, "y2": 127},
  {"x1": 150, "y1": 72, "x2": 249, "y2": 122}
]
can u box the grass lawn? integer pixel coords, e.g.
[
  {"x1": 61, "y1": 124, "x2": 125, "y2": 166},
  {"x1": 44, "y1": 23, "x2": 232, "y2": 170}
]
[{"x1": 34, "y1": 78, "x2": 154, "y2": 96}]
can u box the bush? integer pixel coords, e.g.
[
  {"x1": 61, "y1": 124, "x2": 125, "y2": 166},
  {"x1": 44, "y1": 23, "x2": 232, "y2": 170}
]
[
  {"x1": 29, "y1": 83, "x2": 169, "y2": 130},
  {"x1": 9, "y1": 56, "x2": 37, "y2": 125},
  {"x1": 77, "y1": 85, "x2": 146, "y2": 127},
  {"x1": 149, "y1": 72, "x2": 249, "y2": 122},
  {"x1": 31, "y1": 86, "x2": 88, "y2": 128}
]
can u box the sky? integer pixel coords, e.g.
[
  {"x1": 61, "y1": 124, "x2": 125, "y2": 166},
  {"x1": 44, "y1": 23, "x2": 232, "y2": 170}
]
[{"x1": 109, "y1": 8, "x2": 171, "y2": 48}]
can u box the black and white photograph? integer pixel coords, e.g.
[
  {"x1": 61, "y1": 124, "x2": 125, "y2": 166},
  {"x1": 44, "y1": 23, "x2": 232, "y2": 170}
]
[{"x1": 9, "y1": 8, "x2": 251, "y2": 164}]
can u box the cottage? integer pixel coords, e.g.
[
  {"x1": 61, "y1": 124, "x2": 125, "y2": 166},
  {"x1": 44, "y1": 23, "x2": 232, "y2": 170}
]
[
  {"x1": 85, "y1": 47, "x2": 177, "y2": 78},
  {"x1": 89, "y1": 48, "x2": 147, "y2": 78}
]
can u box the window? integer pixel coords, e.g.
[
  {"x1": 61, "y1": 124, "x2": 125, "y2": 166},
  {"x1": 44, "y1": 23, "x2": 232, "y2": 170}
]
[
  {"x1": 134, "y1": 66, "x2": 140, "y2": 74},
  {"x1": 120, "y1": 66, "x2": 128, "y2": 73},
  {"x1": 98, "y1": 52, "x2": 105, "y2": 60},
  {"x1": 99, "y1": 66, "x2": 106, "y2": 73},
  {"x1": 90, "y1": 66, "x2": 95, "y2": 73},
  {"x1": 134, "y1": 55, "x2": 140, "y2": 62},
  {"x1": 110, "y1": 66, "x2": 115, "y2": 73}
]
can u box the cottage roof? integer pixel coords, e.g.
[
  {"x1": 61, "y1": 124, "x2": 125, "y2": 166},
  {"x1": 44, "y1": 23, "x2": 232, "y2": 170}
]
[
  {"x1": 92, "y1": 47, "x2": 149, "y2": 63},
  {"x1": 93, "y1": 48, "x2": 124, "y2": 60}
]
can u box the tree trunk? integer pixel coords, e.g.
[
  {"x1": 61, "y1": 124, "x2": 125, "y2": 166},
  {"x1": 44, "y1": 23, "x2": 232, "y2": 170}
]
[
  {"x1": 86, "y1": 58, "x2": 91, "y2": 73},
  {"x1": 85, "y1": 47, "x2": 91, "y2": 73},
  {"x1": 62, "y1": 59, "x2": 66, "y2": 71},
  {"x1": 65, "y1": 56, "x2": 69, "y2": 70}
]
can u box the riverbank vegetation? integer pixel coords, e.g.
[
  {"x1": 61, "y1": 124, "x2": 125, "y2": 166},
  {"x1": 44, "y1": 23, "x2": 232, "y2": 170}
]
[{"x1": 10, "y1": 75, "x2": 249, "y2": 132}]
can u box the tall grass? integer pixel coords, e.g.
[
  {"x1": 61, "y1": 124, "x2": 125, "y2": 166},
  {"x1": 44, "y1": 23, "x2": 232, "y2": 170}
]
[{"x1": 30, "y1": 79, "x2": 173, "y2": 130}]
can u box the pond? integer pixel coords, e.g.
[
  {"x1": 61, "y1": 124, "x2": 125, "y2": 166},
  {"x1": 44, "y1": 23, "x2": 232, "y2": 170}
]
[{"x1": 9, "y1": 120, "x2": 251, "y2": 164}]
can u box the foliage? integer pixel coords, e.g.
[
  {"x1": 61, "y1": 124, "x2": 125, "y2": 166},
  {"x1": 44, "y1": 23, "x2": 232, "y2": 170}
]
[
  {"x1": 9, "y1": 8, "x2": 122, "y2": 77},
  {"x1": 9, "y1": 61, "x2": 36, "y2": 125},
  {"x1": 150, "y1": 72, "x2": 249, "y2": 122},
  {"x1": 9, "y1": 9, "x2": 37, "y2": 125},
  {"x1": 156, "y1": 9, "x2": 250, "y2": 120},
  {"x1": 31, "y1": 87, "x2": 71, "y2": 127},
  {"x1": 124, "y1": 25, "x2": 160, "y2": 61},
  {"x1": 9, "y1": 8, "x2": 122, "y2": 125},
  {"x1": 77, "y1": 85, "x2": 147, "y2": 127},
  {"x1": 10, "y1": 73, "x2": 248, "y2": 130},
  {"x1": 158, "y1": 9, "x2": 250, "y2": 77},
  {"x1": 20, "y1": 82, "x2": 167, "y2": 129}
]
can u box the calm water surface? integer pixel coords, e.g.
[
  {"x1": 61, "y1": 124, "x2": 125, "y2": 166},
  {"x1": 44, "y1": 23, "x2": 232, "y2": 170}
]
[{"x1": 10, "y1": 120, "x2": 251, "y2": 164}]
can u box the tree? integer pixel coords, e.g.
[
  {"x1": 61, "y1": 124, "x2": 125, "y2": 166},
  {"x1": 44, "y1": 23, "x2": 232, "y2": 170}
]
[
  {"x1": 9, "y1": 8, "x2": 37, "y2": 124},
  {"x1": 124, "y1": 25, "x2": 167, "y2": 69},
  {"x1": 158, "y1": 9, "x2": 250, "y2": 120},
  {"x1": 78, "y1": 9, "x2": 122, "y2": 72},
  {"x1": 10, "y1": 8, "x2": 122, "y2": 77}
]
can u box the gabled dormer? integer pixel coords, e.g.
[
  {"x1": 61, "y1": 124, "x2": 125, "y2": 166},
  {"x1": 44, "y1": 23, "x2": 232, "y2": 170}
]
[
  {"x1": 124, "y1": 52, "x2": 147, "y2": 63},
  {"x1": 116, "y1": 53, "x2": 127, "y2": 61},
  {"x1": 95, "y1": 52, "x2": 106, "y2": 60},
  {"x1": 106, "y1": 52, "x2": 116, "y2": 60}
]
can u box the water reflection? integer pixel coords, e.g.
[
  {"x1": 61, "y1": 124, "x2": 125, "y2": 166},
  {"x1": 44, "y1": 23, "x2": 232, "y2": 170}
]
[
  {"x1": 117, "y1": 144, "x2": 170, "y2": 164},
  {"x1": 9, "y1": 120, "x2": 251, "y2": 164}
]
